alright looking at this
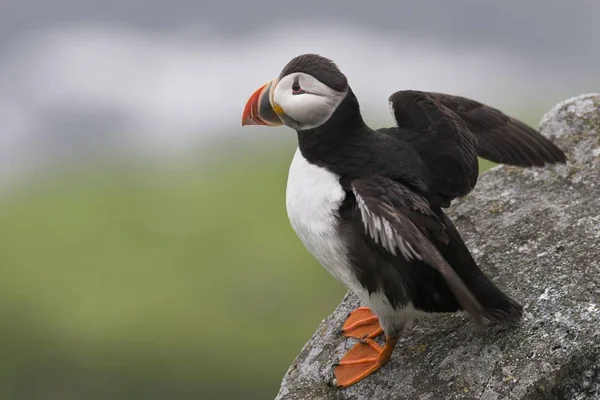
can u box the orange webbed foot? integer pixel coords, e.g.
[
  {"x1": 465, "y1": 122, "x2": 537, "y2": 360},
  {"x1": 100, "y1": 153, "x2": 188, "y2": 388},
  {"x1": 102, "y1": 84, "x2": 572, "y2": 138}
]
[
  {"x1": 334, "y1": 336, "x2": 398, "y2": 388},
  {"x1": 341, "y1": 307, "x2": 384, "y2": 339}
]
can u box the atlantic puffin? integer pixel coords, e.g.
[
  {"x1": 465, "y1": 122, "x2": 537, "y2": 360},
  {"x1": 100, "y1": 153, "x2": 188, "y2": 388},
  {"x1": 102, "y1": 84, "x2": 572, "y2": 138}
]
[{"x1": 241, "y1": 54, "x2": 566, "y2": 388}]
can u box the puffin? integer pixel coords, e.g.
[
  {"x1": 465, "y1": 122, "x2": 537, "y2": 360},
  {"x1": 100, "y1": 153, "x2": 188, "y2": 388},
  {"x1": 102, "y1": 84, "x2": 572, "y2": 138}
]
[{"x1": 241, "y1": 54, "x2": 566, "y2": 388}]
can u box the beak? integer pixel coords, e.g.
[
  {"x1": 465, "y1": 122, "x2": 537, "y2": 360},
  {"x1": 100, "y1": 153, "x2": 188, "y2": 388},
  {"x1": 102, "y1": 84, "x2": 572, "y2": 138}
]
[{"x1": 242, "y1": 79, "x2": 283, "y2": 126}]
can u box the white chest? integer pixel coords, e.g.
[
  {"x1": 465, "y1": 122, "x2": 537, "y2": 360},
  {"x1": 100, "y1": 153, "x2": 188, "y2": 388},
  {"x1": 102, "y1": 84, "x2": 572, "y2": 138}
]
[
  {"x1": 286, "y1": 148, "x2": 345, "y2": 236},
  {"x1": 285, "y1": 148, "x2": 363, "y2": 293},
  {"x1": 284, "y1": 148, "x2": 416, "y2": 326}
]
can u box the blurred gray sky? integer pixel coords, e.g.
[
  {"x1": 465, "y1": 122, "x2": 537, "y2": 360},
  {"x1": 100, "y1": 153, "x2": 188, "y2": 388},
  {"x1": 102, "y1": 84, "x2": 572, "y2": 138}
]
[{"x1": 1, "y1": 0, "x2": 598, "y2": 182}]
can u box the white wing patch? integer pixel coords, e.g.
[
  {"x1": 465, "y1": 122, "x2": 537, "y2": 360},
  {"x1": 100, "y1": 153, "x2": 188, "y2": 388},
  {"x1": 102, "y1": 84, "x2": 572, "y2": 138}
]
[{"x1": 352, "y1": 187, "x2": 422, "y2": 261}]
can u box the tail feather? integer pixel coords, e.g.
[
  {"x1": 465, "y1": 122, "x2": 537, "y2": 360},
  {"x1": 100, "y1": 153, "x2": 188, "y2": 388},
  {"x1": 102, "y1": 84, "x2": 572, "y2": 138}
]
[
  {"x1": 435, "y1": 211, "x2": 523, "y2": 326},
  {"x1": 482, "y1": 296, "x2": 523, "y2": 326}
]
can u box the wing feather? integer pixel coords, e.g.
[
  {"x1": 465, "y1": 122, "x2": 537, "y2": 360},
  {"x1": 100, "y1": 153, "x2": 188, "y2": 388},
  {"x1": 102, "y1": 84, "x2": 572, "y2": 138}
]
[
  {"x1": 382, "y1": 90, "x2": 566, "y2": 207},
  {"x1": 428, "y1": 92, "x2": 567, "y2": 166},
  {"x1": 351, "y1": 176, "x2": 483, "y2": 323},
  {"x1": 386, "y1": 91, "x2": 479, "y2": 205}
]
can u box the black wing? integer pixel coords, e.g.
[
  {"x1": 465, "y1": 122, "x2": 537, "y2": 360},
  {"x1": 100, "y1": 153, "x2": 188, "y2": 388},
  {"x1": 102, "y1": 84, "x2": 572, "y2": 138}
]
[
  {"x1": 382, "y1": 91, "x2": 480, "y2": 208},
  {"x1": 349, "y1": 176, "x2": 484, "y2": 323},
  {"x1": 388, "y1": 90, "x2": 567, "y2": 167},
  {"x1": 347, "y1": 175, "x2": 522, "y2": 325},
  {"x1": 429, "y1": 92, "x2": 567, "y2": 166}
]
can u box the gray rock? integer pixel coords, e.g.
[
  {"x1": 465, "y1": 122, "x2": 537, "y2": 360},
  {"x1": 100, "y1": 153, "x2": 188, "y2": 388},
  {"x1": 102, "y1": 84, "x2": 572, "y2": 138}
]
[{"x1": 275, "y1": 94, "x2": 600, "y2": 400}]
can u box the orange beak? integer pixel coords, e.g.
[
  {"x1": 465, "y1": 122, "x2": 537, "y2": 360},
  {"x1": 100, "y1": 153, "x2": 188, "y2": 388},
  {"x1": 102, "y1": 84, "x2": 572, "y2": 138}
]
[{"x1": 241, "y1": 79, "x2": 283, "y2": 126}]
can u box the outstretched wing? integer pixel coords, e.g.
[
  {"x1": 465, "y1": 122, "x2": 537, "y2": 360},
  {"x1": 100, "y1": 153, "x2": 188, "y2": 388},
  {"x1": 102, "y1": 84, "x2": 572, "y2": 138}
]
[
  {"x1": 350, "y1": 175, "x2": 483, "y2": 323},
  {"x1": 382, "y1": 91, "x2": 480, "y2": 207},
  {"x1": 393, "y1": 90, "x2": 567, "y2": 167}
]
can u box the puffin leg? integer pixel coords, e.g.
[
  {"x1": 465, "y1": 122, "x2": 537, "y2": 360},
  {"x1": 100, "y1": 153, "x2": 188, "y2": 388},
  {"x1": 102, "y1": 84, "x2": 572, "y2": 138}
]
[
  {"x1": 341, "y1": 307, "x2": 384, "y2": 339},
  {"x1": 334, "y1": 336, "x2": 398, "y2": 388}
]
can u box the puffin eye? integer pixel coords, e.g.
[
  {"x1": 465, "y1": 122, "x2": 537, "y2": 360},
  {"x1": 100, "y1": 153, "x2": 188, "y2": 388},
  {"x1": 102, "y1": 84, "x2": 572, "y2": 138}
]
[{"x1": 292, "y1": 77, "x2": 305, "y2": 95}]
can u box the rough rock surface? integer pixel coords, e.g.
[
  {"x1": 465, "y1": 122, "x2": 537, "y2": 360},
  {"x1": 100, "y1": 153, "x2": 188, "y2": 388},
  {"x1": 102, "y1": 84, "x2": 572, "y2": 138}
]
[{"x1": 275, "y1": 94, "x2": 600, "y2": 400}]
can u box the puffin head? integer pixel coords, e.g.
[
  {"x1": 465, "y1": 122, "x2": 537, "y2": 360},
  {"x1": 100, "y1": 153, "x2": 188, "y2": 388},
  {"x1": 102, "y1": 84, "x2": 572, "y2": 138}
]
[{"x1": 242, "y1": 54, "x2": 350, "y2": 131}]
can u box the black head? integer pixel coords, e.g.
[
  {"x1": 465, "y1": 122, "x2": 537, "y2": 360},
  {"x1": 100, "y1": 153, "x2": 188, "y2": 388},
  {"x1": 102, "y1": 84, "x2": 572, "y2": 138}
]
[
  {"x1": 278, "y1": 54, "x2": 348, "y2": 93},
  {"x1": 242, "y1": 53, "x2": 360, "y2": 131}
]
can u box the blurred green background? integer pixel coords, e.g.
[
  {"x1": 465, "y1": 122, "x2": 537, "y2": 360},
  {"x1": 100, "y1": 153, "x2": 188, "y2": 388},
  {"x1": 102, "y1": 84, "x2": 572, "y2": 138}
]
[{"x1": 0, "y1": 145, "x2": 497, "y2": 400}]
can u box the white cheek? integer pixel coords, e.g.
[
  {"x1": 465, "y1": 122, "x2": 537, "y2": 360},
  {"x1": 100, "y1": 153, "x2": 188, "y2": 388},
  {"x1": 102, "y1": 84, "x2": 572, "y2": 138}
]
[
  {"x1": 276, "y1": 92, "x2": 333, "y2": 127},
  {"x1": 273, "y1": 73, "x2": 347, "y2": 130}
]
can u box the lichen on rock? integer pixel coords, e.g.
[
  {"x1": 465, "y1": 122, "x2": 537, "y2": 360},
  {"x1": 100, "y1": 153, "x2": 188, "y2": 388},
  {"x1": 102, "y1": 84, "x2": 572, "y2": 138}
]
[{"x1": 275, "y1": 94, "x2": 600, "y2": 400}]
